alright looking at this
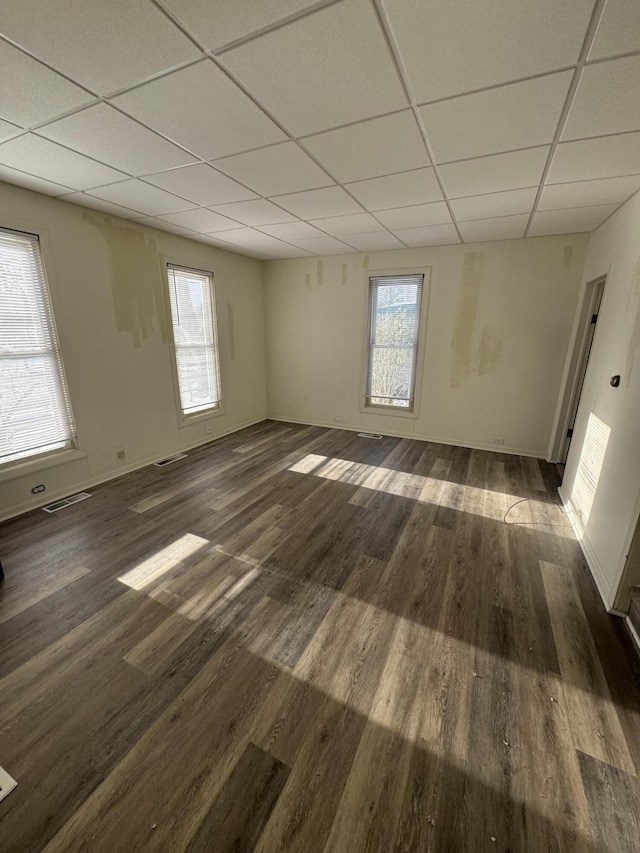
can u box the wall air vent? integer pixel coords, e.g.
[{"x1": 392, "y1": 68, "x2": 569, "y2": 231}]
[
  {"x1": 358, "y1": 432, "x2": 383, "y2": 439},
  {"x1": 153, "y1": 453, "x2": 187, "y2": 467},
  {"x1": 42, "y1": 492, "x2": 92, "y2": 513}
]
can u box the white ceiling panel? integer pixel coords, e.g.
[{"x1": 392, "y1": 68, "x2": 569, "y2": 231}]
[
  {"x1": 257, "y1": 221, "x2": 325, "y2": 241},
  {"x1": 0, "y1": 0, "x2": 199, "y2": 95},
  {"x1": 421, "y1": 72, "x2": 572, "y2": 164},
  {"x1": 589, "y1": 0, "x2": 640, "y2": 61},
  {"x1": 221, "y1": 0, "x2": 407, "y2": 136},
  {"x1": 37, "y1": 104, "x2": 195, "y2": 176},
  {"x1": 0, "y1": 40, "x2": 92, "y2": 127},
  {"x1": 213, "y1": 142, "x2": 333, "y2": 197},
  {"x1": 347, "y1": 168, "x2": 443, "y2": 211},
  {"x1": 0, "y1": 120, "x2": 23, "y2": 142},
  {"x1": 132, "y1": 217, "x2": 197, "y2": 237},
  {"x1": 308, "y1": 213, "x2": 385, "y2": 236},
  {"x1": 157, "y1": 208, "x2": 240, "y2": 233},
  {"x1": 562, "y1": 55, "x2": 640, "y2": 141},
  {"x1": 382, "y1": 0, "x2": 593, "y2": 102},
  {"x1": 344, "y1": 231, "x2": 405, "y2": 251},
  {"x1": 450, "y1": 188, "x2": 538, "y2": 222},
  {"x1": 274, "y1": 187, "x2": 363, "y2": 219},
  {"x1": 538, "y1": 176, "x2": 640, "y2": 211},
  {"x1": 440, "y1": 147, "x2": 550, "y2": 199},
  {"x1": 86, "y1": 180, "x2": 194, "y2": 216},
  {"x1": 113, "y1": 60, "x2": 286, "y2": 160},
  {"x1": 159, "y1": 0, "x2": 328, "y2": 52},
  {"x1": 0, "y1": 165, "x2": 73, "y2": 197},
  {"x1": 458, "y1": 214, "x2": 529, "y2": 243},
  {"x1": 143, "y1": 163, "x2": 257, "y2": 207},
  {"x1": 391, "y1": 223, "x2": 460, "y2": 247},
  {"x1": 214, "y1": 228, "x2": 312, "y2": 256},
  {"x1": 302, "y1": 110, "x2": 429, "y2": 183},
  {"x1": 208, "y1": 199, "x2": 297, "y2": 226},
  {"x1": 0, "y1": 134, "x2": 127, "y2": 190},
  {"x1": 62, "y1": 192, "x2": 144, "y2": 218},
  {"x1": 529, "y1": 204, "x2": 619, "y2": 236},
  {"x1": 547, "y1": 133, "x2": 640, "y2": 184},
  {"x1": 375, "y1": 202, "x2": 451, "y2": 230},
  {"x1": 287, "y1": 235, "x2": 356, "y2": 255}
]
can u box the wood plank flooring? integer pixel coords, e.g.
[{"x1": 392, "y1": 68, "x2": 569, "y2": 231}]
[{"x1": 1, "y1": 420, "x2": 640, "y2": 852}]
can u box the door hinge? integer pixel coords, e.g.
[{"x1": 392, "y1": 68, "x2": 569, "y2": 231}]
[{"x1": 567, "y1": 428, "x2": 573, "y2": 438}]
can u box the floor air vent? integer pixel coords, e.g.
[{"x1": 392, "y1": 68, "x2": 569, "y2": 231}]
[
  {"x1": 153, "y1": 452, "x2": 187, "y2": 467},
  {"x1": 358, "y1": 432, "x2": 383, "y2": 439},
  {"x1": 42, "y1": 492, "x2": 92, "y2": 513}
]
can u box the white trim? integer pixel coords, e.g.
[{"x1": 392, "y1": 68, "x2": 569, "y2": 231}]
[{"x1": 626, "y1": 616, "x2": 640, "y2": 657}]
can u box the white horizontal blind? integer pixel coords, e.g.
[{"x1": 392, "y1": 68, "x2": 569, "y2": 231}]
[
  {"x1": 366, "y1": 274, "x2": 424, "y2": 410},
  {"x1": 167, "y1": 264, "x2": 221, "y2": 416},
  {"x1": 0, "y1": 228, "x2": 75, "y2": 464}
]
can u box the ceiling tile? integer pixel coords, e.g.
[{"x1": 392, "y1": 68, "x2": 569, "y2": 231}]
[
  {"x1": 562, "y1": 55, "x2": 640, "y2": 141},
  {"x1": 421, "y1": 71, "x2": 572, "y2": 163},
  {"x1": 274, "y1": 186, "x2": 362, "y2": 219},
  {"x1": 0, "y1": 0, "x2": 199, "y2": 94},
  {"x1": 158, "y1": 208, "x2": 239, "y2": 233},
  {"x1": 538, "y1": 176, "x2": 640, "y2": 211},
  {"x1": 588, "y1": 0, "x2": 640, "y2": 60},
  {"x1": 302, "y1": 110, "x2": 429, "y2": 183},
  {"x1": 382, "y1": 0, "x2": 593, "y2": 102},
  {"x1": 208, "y1": 199, "x2": 297, "y2": 226},
  {"x1": 343, "y1": 231, "x2": 405, "y2": 251},
  {"x1": 450, "y1": 188, "x2": 538, "y2": 221},
  {"x1": 458, "y1": 214, "x2": 529, "y2": 243},
  {"x1": 221, "y1": 0, "x2": 407, "y2": 136},
  {"x1": 308, "y1": 213, "x2": 385, "y2": 236},
  {"x1": 130, "y1": 217, "x2": 197, "y2": 237},
  {"x1": 143, "y1": 163, "x2": 258, "y2": 207},
  {"x1": 528, "y1": 204, "x2": 619, "y2": 236},
  {"x1": 62, "y1": 192, "x2": 144, "y2": 218},
  {"x1": 375, "y1": 202, "x2": 451, "y2": 230},
  {"x1": 347, "y1": 168, "x2": 443, "y2": 211},
  {"x1": 440, "y1": 147, "x2": 549, "y2": 198},
  {"x1": 213, "y1": 142, "x2": 333, "y2": 196},
  {"x1": 391, "y1": 223, "x2": 460, "y2": 247},
  {"x1": 0, "y1": 164, "x2": 73, "y2": 197},
  {"x1": 37, "y1": 104, "x2": 195, "y2": 176},
  {"x1": 287, "y1": 235, "x2": 356, "y2": 255},
  {"x1": 113, "y1": 60, "x2": 286, "y2": 160},
  {"x1": 0, "y1": 134, "x2": 127, "y2": 190},
  {"x1": 160, "y1": 0, "x2": 326, "y2": 52},
  {"x1": 547, "y1": 133, "x2": 640, "y2": 183},
  {"x1": 0, "y1": 120, "x2": 23, "y2": 142},
  {"x1": 86, "y1": 180, "x2": 194, "y2": 216},
  {"x1": 214, "y1": 228, "x2": 313, "y2": 256},
  {"x1": 0, "y1": 40, "x2": 92, "y2": 127},
  {"x1": 257, "y1": 221, "x2": 325, "y2": 241}
]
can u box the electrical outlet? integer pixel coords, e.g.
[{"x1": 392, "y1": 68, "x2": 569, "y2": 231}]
[
  {"x1": 492, "y1": 436, "x2": 505, "y2": 445},
  {"x1": 31, "y1": 484, "x2": 45, "y2": 494},
  {"x1": 117, "y1": 448, "x2": 126, "y2": 460},
  {"x1": 205, "y1": 426, "x2": 214, "y2": 434},
  {"x1": 334, "y1": 416, "x2": 344, "y2": 424}
]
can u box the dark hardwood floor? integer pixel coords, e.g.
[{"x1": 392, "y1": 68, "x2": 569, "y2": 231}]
[{"x1": 1, "y1": 420, "x2": 639, "y2": 852}]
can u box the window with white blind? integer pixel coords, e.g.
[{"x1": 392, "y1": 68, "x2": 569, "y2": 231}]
[
  {"x1": 365, "y1": 274, "x2": 424, "y2": 411},
  {"x1": 0, "y1": 227, "x2": 76, "y2": 466},
  {"x1": 166, "y1": 264, "x2": 222, "y2": 419}
]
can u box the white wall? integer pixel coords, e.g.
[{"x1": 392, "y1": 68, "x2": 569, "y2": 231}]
[
  {"x1": 264, "y1": 235, "x2": 589, "y2": 456},
  {"x1": 0, "y1": 181, "x2": 267, "y2": 521},
  {"x1": 559, "y1": 191, "x2": 640, "y2": 611}
]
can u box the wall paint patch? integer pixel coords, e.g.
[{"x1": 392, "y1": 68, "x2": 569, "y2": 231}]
[
  {"x1": 341, "y1": 263, "x2": 348, "y2": 287},
  {"x1": 624, "y1": 256, "x2": 640, "y2": 384},
  {"x1": 477, "y1": 327, "x2": 503, "y2": 377},
  {"x1": 227, "y1": 302, "x2": 235, "y2": 359},
  {"x1": 317, "y1": 259, "x2": 324, "y2": 288},
  {"x1": 362, "y1": 255, "x2": 369, "y2": 270},
  {"x1": 563, "y1": 245, "x2": 573, "y2": 267},
  {"x1": 305, "y1": 272, "x2": 311, "y2": 291},
  {"x1": 450, "y1": 252, "x2": 485, "y2": 388}
]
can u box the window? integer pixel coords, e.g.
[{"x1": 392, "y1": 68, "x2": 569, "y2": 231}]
[
  {"x1": 0, "y1": 228, "x2": 75, "y2": 465},
  {"x1": 166, "y1": 264, "x2": 221, "y2": 418},
  {"x1": 365, "y1": 273, "x2": 424, "y2": 411}
]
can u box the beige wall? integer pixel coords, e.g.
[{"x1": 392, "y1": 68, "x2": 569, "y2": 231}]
[
  {"x1": 559, "y1": 191, "x2": 640, "y2": 611},
  {"x1": 0, "y1": 181, "x2": 267, "y2": 521},
  {"x1": 264, "y1": 235, "x2": 589, "y2": 456}
]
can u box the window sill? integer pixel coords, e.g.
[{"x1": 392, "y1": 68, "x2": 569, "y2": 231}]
[
  {"x1": 177, "y1": 405, "x2": 226, "y2": 429},
  {"x1": 0, "y1": 448, "x2": 88, "y2": 484},
  {"x1": 359, "y1": 404, "x2": 419, "y2": 420}
]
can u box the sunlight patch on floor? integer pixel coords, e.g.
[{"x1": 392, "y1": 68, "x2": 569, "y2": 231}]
[{"x1": 117, "y1": 533, "x2": 210, "y2": 590}]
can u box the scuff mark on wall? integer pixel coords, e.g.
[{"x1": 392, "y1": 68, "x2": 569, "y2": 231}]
[
  {"x1": 362, "y1": 255, "x2": 370, "y2": 270},
  {"x1": 82, "y1": 213, "x2": 165, "y2": 347},
  {"x1": 450, "y1": 251, "x2": 485, "y2": 388},
  {"x1": 227, "y1": 302, "x2": 235, "y2": 359},
  {"x1": 341, "y1": 263, "x2": 348, "y2": 287},
  {"x1": 317, "y1": 259, "x2": 324, "y2": 287},
  {"x1": 305, "y1": 272, "x2": 311, "y2": 291},
  {"x1": 624, "y1": 257, "x2": 640, "y2": 385},
  {"x1": 477, "y1": 327, "x2": 503, "y2": 376},
  {"x1": 563, "y1": 245, "x2": 573, "y2": 267}
]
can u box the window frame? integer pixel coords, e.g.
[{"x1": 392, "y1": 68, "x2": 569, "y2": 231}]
[
  {"x1": 0, "y1": 219, "x2": 78, "y2": 470},
  {"x1": 360, "y1": 266, "x2": 430, "y2": 420},
  {"x1": 161, "y1": 257, "x2": 225, "y2": 428}
]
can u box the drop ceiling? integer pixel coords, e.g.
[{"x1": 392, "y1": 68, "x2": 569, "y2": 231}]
[{"x1": 0, "y1": 0, "x2": 639, "y2": 259}]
